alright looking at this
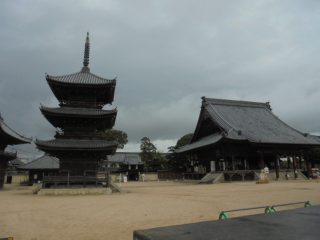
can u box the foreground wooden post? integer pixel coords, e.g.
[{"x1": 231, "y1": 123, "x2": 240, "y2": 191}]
[
  {"x1": 275, "y1": 155, "x2": 280, "y2": 180},
  {"x1": 292, "y1": 155, "x2": 297, "y2": 179},
  {"x1": 305, "y1": 153, "x2": 312, "y2": 178},
  {"x1": 258, "y1": 151, "x2": 265, "y2": 169}
]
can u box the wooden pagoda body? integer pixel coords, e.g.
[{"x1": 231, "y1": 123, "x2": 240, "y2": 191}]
[
  {"x1": 0, "y1": 114, "x2": 31, "y2": 188},
  {"x1": 35, "y1": 33, "x2": 118, "y2": 187},
  {"x1": 177, "y1": 97, "x2": 320, "y2": 181}
]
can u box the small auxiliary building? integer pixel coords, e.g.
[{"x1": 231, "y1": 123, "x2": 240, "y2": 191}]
[
  {"x1": 177, "y1": 97, "x2": 320, "y2": 181},
  {"x1": 35, "y1": 33, "x2": 118, "y2": 187},
  {"x1": 0, "y1": 114, "x2": 31, "y2": 188}
]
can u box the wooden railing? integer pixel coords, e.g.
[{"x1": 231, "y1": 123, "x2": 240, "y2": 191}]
[{"x1": 42, "y1": 175, "x2": 109, "y2": 188}]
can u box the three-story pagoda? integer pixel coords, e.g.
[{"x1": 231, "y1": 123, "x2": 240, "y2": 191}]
[{"x1": 35, "y1": 33, "x2": 118, "y2": 186}]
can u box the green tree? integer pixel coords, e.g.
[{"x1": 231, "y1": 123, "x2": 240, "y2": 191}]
[
  {"x1": 140, "y1": 137, "x2": 156, "y2": 171},
  {"x1": 140, "y1": 137, "x2": 168, "y2": 171},
  {"x1": 167, "y1": 133, "x2": 193, "y2": 171},
  {"x1": 98, "y1": 129, "x2": 128, "y2": 149},
  {"x1": 175, "y1": 133, "x2": 193, "y2": 148}
]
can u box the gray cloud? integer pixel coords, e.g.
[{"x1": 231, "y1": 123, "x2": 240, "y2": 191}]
[{"x1": 1, "y1": 0, "x2": 320, "y2": 157}]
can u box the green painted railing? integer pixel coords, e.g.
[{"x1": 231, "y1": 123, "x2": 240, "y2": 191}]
[{"x1": 219, "y1": 201, "x2": 311, "y2": 220}]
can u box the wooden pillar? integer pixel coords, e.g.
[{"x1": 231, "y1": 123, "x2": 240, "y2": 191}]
[
  {"x1": 292, "y1": 155, "x2": 297, "y2": 179},
  {"x1": 305, "y1": 153, "x2": 312, "y2": 178},
  {"x1": 287, "y1": 156, "x2": 290, "y2": 169},
  {"x1": 231, "y1": 155, "x2": 235, "y2": 171},
  {"x1": 298, "y1": 155, "x2": 302, "y2": 169},
  {"x1": 258, "y1": 151, "x2": 265, "y2": 169},
  {"x1": 275, "y1": 155, "x2": 280, "y2": 180},
  {"x1": 67, "y1": 171, "x2": 70, "y2": 187}
]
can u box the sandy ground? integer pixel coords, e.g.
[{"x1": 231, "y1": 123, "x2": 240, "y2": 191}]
[{"x1": 0, "y1": 180, "x2": 319, "y2": 240}]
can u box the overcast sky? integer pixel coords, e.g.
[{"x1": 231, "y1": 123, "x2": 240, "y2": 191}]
[{"x1": 1, "y1": 0, "x2": 320, "y2": 159}]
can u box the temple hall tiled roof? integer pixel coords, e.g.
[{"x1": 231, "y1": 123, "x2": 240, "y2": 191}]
[
  {"x1": 175, "y1": 134, "x2": 222, "y2": 153},
  {"x1": 203, "y1": 98, "x2": 319, "y2": 145}
]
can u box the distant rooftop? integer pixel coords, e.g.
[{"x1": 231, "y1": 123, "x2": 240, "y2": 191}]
[
  {"x1": 18, "y1": 155, "x2": 59, "y2": 170},
  {"x1": 108, "y1": 152, "x2": 143, "y2": 165}
]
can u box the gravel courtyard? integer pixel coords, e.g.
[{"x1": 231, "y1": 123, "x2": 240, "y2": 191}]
[{"x1": 0, "y1": 180, "x2": 319, "y2": 240}]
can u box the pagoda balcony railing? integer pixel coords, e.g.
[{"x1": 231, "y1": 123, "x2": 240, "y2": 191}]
[
  {"x1": 59, "y1": 101, "x2": 105, "y2": 109},
  {"x1": 55, "y1": 131, "x2": 98, "y2": 139},
  {"x1": 42, "y1": 170, "x2": 109, "y2": 188}
]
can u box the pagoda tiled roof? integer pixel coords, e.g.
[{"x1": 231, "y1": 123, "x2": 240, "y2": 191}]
[
  {"x1": 40, "y1": 106, "x2": 117, "y2": 117},
  {"x1": 0, "y1": 114, "x2": 31, "y2": 145},
  {"x1": 46, "y1": 69, "x2": 116, "y2": 85},
  {"x1": 35, "y1": 139, "x2": 118, "y2": 151}
]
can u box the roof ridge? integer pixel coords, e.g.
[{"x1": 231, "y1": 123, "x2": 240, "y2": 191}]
[{"x1": 204, "y1": 97, "x2": 269, "y2": 109}]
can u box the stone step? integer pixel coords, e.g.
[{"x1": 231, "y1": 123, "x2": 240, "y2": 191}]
[{"x1": 199, "y1": 172, "x2": 224, "y2": 184}]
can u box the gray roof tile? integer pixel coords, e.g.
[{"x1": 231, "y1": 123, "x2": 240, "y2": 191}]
[
  {"x1": 108, "y1": 152, "x2": 143, "y2": 165},
  {"x1": 176, "y1": 134, "x2": 222, "y2": 153},
  {"x1": 204, "y1": 98, "x2": 318, "y2": 145},
  {"x1": 18, "y1": 155, "x2": 59, "y2": 170},
  {"x1": 46, "y1": 70, "x2": 115, "y2": 85}
]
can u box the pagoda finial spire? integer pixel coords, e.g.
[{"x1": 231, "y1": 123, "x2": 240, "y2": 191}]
[{"x1": 82, "y1": 32, "x2": 90, "y2": 71}]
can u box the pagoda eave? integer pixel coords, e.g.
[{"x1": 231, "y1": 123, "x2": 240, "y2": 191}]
[
  {"x1": 40, "y1": 106, "x2": 117, "y2": 130},
  {"x1": 45, "y1": 72, "x2": 116, "y2": 86},
  {"x1": 40, "y1": 106, "x2": 117, "y2": 118},
  {"x1": 46, "y1": 79, "x2": 116, "y2": 106},
  {"x1": 35, "y1": 139, "x2": 118, "y2": 152}
]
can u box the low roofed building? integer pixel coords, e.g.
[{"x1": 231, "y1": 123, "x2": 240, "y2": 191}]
[
  {"x1": 105, "y1": 152, "x2": 144, "y2": 181},
  {"x1": 17, "y1": 155, "x2": 59, "y2": 184},
  {"x1": 0, "y1": 114, "x2": 31, "y2": 188}
]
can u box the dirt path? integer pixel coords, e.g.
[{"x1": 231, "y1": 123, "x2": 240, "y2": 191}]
[{"x1": 0, "y1": 181, "x2": 319, "y2": 240}]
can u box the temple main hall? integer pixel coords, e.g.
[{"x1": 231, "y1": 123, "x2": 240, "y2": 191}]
[{"x1": 177, "y1": 97, "x2": 320, "y2": 182}]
